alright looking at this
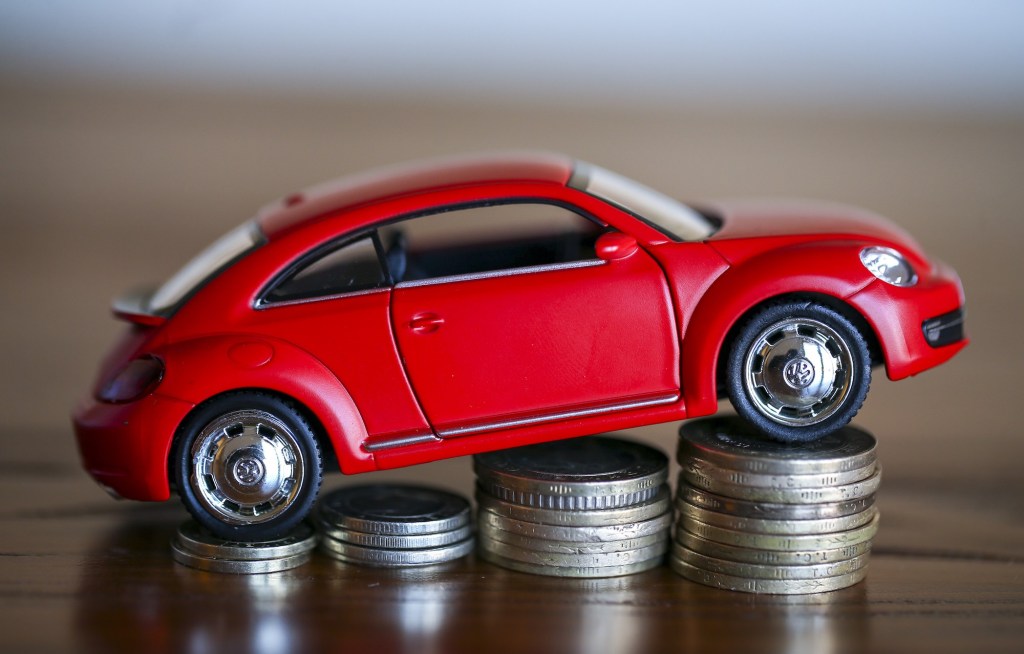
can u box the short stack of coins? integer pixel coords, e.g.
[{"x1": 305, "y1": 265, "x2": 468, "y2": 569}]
[
  {"x1": 171, "y1": 520, "x2": 318, "y2": 574},
  {"x1": 474, "y1": 435, "x2": 672, "y2": 578},
  {"x1": 316, "y1": 484, "x2": 474, "y2": 567},
  {"x1": 671, "y1": 417, "x2": 881, "y2": 594}
]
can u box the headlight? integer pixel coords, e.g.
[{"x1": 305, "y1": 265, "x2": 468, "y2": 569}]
[
  {"x1": 97, "y1": 356, "x2": 164, "y2": 403},
  {"x1": 859, "y1": 246, "x2": 917, "y2": 287}
]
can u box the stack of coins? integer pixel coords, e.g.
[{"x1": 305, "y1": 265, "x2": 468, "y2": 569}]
[
  {"x1": 171, "y1": 520, "x2": 318, "y2": 574},
  {"x1": 671, "y1": 417, "x2": 881, "y2": 594},
  {"x1": 474, "y1": 435, "x2": 672, "y2": 578},
  {"x1": 316, "y1": 484, "x2": 474, "y2": 567}
]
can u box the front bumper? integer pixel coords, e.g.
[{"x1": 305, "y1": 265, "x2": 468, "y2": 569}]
[
  {"x1": 848, "y1": 261, "x2": 967, "y2": 380},
  {"x1": 72, "y1": 393, "x2": 194, "y2": 502},
  {"x1": 923, "y1": 308, "x2": 965, "y2": 348}
]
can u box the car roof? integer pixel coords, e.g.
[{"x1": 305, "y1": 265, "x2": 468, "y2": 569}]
[{"x1": 258, "y1": 151, "x2": 575, "y2": 238}]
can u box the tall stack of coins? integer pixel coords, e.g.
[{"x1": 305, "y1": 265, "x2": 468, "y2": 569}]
[
  {"x1": 671, "y1": 417, "x2": 881, "y2": 594},
  {"x1": 316, "y1": 484, "x2": 474, "y2": 567},
  {"x1": 474, "y1": 436, "x2": 672, "y2": 578},
  {"x1": 171, "y1": 520, "x2": 318, "y2": 574}
]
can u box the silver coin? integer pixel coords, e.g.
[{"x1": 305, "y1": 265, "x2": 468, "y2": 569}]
[
  {"x1": 170, "y1": 540, "x2": 311, "y2": 574},
  {"x1": 678, "y1": 417, "x2": 877, "y2": 475},
  {"x1": 682, "y1": 459, "x2": 877, "y2": 489},
  {"x1": 670, "y1": 557, "x2": 868, "y2": 594},
  {"x1": 319, "y1": 523, "x2": 473, "y2": 550},
  {"x1": 672, "y1": 542, "x2": 870, "y2": 580},
  {"x1": 175, "y1": 520, "x2": 318, "y2": 560},
  {"x1": 478, "y1": 507, "x2": 672, "y2": 543},
  {"x1": 680, "y1": 467, "x2": 882, "y2": 504},
  {"x1": 676, "y1": 529, "x2": 872, "y2": 565},
  {"x1": 678, "y1": 512, "x2": 880, "y2": 551},
  {"x1": 319, "y1": 535, "x2": 474, "y2": 566},
  {"x1": 475, "y1": 484, "x2": 671, "y2": 527},
  {"x1": 478, "y1": 478, "x2": 662, "y2": 511},
  {"x1": 479, "y1": 521, "x2": 669, "y2": 554},
  {"x1": 479, "y1": 537, "x2": 669, "y2": 568},
  {"x1": 675, "y1": 501, "x2": 878, "y2": 535},
  {"x1": 677, "y1": 481, "x2": 875, "y2": 520},
  {"x1": 478, "y1": 545, "x2": 664, "y2": 578},
  {"x1": 473, "y1": 436, "x2": 668, "y2": 505},
  {"x1": 317, "y1": 484, "x2": 471, "y2": 535}
]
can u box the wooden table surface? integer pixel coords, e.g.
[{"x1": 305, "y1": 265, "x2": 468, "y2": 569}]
[
  {"x1": 3, "y1": 427, "x2": 1023, "y2": 654},
  {"x1": 2, "y1": 80, "x2": 1023, "y2": 652}
]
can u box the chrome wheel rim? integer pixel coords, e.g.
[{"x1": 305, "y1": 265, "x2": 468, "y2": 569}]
[
  {"x1": 190, "y1": 410, "x2": 305, "y2": 526},
  {"x1": 742, "y1": 318, "x2": 854, "y2": 427}
]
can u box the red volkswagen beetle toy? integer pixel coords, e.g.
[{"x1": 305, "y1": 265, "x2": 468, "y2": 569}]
[{"x1": 73, "y1": 152, "x2": 966, "y2": 539}]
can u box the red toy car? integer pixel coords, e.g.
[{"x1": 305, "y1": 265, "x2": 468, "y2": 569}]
[{"x1": 73, "y1": 152, "x2": 966, "y2": 539}]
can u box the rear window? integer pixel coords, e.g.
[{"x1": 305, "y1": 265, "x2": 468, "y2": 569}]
[{"x1": 149, "y1": 221, "x2": 264, "y2": 313}]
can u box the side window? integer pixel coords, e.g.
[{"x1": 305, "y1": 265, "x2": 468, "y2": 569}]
[
  {"x1": 380, "y1": 202, "x2": 604, "y2": 284},
  {"x1": 265, "y1": 235, "x2": 387, "y2": 303}
]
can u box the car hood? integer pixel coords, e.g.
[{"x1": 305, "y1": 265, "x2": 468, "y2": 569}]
[{"x1": 703, "y1": 199, "x2": 926, "y2": 261}]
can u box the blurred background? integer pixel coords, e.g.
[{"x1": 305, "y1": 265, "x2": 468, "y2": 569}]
[{"x1": 1, "y1": 0, "x2": 1022, "y2": 499}]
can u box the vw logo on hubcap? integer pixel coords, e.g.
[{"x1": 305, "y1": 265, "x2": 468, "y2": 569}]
[
  {"x1": 232, "y1": 456, "x2": 265, "y2": 486},
  {"x1": 783, "y1": 357, "x2": 815, "y2": 389}
]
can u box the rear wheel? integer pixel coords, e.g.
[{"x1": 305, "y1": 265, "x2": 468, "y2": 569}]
[
  {"x1": 174, "y1": 392, "x2": 323, "y2": 540},
  {"x1": 726, "y1": 301, "x2": 871, "y2": 442}
]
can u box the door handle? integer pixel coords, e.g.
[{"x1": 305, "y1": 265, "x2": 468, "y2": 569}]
[{"x1": 409, "y1": 312, "x2": 444, "y2": 334}]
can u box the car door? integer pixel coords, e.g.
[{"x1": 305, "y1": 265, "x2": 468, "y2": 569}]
[{"x1": 388, "y1": 200, "x2": 679, "y2": 436}]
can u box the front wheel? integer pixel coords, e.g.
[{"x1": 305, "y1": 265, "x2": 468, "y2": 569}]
[
  {"x1": 726, "y1": 301, "x2": 871, "y2": 442},
  {"x1": 174, "y1": 392, "x2": 323, "y2": 540}
]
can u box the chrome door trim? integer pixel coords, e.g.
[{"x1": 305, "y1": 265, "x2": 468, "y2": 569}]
[
  {"x1": 437, "y1": 392, "x2": 680, "y2": 438},
  {"x1": 395, "y1": 259, "x2": 605, "y2": 289},
  {"x1": 362, "y1": 433, "x2": 442, "y2": 452}
]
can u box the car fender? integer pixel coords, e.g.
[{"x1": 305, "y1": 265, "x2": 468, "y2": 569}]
[
  {"x1": 681, "y1": 241, "x2": 875, "y2": 416},
  {"x1": 152, "y1": 334, "x2": 375, "y2": 475}
]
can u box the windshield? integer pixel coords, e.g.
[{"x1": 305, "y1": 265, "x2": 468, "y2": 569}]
[
  {"x1": 569, "y1": 162, "x2": 717, "y2": 241},
  {"x1": 149, "y1": 220, "x2": 264, "y2": 313}
]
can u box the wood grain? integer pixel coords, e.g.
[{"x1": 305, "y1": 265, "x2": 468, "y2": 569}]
[{"x1": 1, "y1": 425, "x2": 1023, "y2": 654}]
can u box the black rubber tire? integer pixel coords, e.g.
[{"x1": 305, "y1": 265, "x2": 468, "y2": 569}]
[
  {"x1": 726, "y1": 300, "x2": 872, "y2": 442},
  {"x1": 173, "y1": 391, "x2": 323, "y2": 541}
]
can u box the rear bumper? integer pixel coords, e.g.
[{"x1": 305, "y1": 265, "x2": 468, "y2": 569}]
[
  {"x1": 72, "y1": 393, "x2": 194, "y2": 501},
  {"x1": 848, "y1": 262, "x2": 967, "y2": 380}
]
